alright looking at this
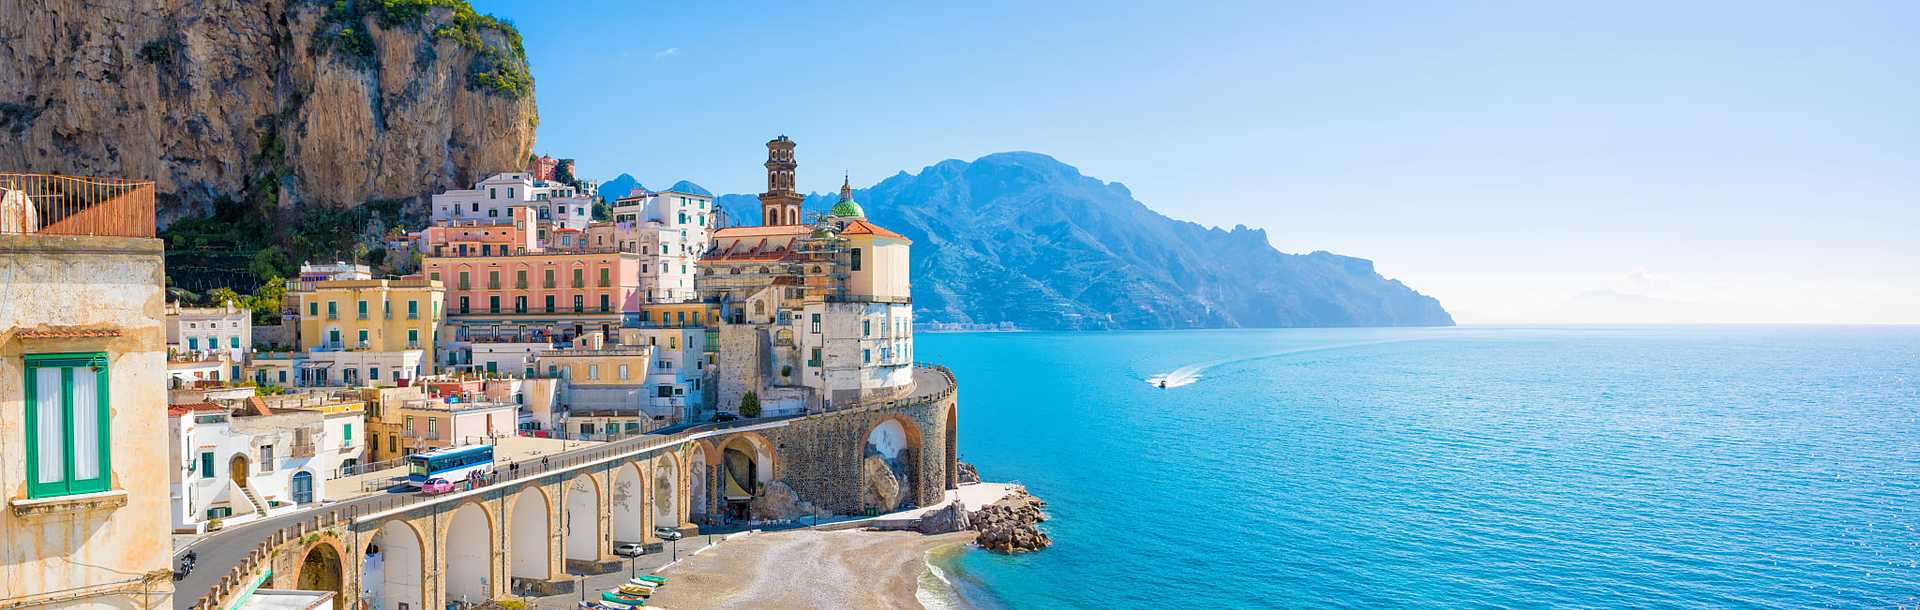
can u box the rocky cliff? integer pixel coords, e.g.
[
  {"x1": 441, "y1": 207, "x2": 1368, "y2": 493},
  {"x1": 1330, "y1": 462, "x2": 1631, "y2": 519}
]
[
  {"x1": 0, "y1": 0, "x2": 536, "y2": 224},
  {"x1": 715, "y1": 152, "x2": 1455, "y2": 330}
]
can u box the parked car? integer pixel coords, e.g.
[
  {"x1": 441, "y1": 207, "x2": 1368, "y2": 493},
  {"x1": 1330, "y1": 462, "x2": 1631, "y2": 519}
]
[
  {"x1": 653, "y1": 527, "x2": 684, "y2": 541},
  {"x1": 613, "y1": 543, "x2": 646, "y2": 557},
  {"x1": 714, "y1": 413, "x2": 738, "y2": 422},
  {"x1": 420, "y1": 478, "x2": 454, "y2": 495}
]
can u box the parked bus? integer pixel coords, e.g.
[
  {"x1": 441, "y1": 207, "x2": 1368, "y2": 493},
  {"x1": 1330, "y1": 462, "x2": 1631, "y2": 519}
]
[{"x1": 406, "y1": 444, "x2": 495, "y2": 488}]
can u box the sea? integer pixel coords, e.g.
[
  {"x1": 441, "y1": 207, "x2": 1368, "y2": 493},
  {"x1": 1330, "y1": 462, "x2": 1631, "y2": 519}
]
[{"x1": 915, "y1": 326, "x2": 1920, "y2": 609}]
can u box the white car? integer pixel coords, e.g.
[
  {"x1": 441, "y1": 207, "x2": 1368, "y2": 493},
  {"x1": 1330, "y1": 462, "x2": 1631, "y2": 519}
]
[
  {"x1": 654, "y1": 527, "x2": 683, "y2": 541},
  {"x1": 613, "y1": 543, "x2": 645, "y2": 557}
]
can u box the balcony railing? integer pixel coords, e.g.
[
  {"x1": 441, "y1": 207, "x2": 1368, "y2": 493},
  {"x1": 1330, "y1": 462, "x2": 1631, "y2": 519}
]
[{"x1": 0, "y1": 173, "x2": 155, "y2": 238}]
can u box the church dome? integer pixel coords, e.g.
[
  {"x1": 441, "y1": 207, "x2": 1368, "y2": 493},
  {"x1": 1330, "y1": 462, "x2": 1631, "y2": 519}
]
[{"x1": 830, "y1": 176, "x2": 865, "y2": 218}]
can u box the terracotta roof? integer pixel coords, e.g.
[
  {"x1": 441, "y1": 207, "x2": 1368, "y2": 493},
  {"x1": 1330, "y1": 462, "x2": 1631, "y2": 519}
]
[
  {"x1": 838, "y1": 219, "x2": 909, "y2": 242},
  {"x1": 16, "y1": 327, "x2": 122, "y2": 339},
  {"x1": 166, "y1": 402, "x2": 227, "y2": 417},
  {"x1": 712, "y1": 225, "x2": 814, "y2": 238}
]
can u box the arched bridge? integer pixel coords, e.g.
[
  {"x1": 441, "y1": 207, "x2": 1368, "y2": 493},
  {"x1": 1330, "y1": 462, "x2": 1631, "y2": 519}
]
[{"x1": 189, "y1": 365, "x2": 959, "y2": 610}]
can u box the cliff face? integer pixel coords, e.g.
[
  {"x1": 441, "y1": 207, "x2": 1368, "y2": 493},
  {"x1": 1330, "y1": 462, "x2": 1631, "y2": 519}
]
[
  {"x1": 715, "y1": 152, "x2": 1455, "y2": 330},
  {"x1": 0, "y1": 0, "x2": 537, "y2": 224}
]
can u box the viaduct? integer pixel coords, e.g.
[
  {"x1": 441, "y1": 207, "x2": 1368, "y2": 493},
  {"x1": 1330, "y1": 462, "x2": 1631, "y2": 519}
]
[{"x1": 190, "y1": 366, "x2": 959, "y2": 610}]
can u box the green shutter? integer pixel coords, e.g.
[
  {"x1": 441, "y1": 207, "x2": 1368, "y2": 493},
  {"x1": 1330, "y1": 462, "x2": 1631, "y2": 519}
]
[{"x1": 24, "y1": 353, "x2": 111, "y2": 498}]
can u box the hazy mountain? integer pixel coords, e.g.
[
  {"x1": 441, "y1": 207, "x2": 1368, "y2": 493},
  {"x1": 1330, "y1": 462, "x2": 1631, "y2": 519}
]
[
  {"x1": 715, "y1": 152, "x2": 1452, "y2": 330},
  {"x1": 597, "y1": 173, "x2": 646, "y2": 203}
]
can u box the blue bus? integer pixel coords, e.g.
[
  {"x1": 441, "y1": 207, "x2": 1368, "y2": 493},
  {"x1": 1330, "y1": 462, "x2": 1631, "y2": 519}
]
[{"x1": 406, "y1": 445, "x2": 495, "y2": 488}]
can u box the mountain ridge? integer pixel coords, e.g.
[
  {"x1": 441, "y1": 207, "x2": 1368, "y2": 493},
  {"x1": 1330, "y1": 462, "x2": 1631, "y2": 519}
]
[{"x1": 709, "y1": 151, "x2": 1452, "y2": 330}]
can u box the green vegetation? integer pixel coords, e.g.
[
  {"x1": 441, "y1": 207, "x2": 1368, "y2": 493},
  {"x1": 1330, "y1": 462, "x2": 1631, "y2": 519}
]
[
  {"x1": 137, "y1": 37, "x2": 176, "y2": 65},
  {"x1": 739, "y1": 391, "x2": 762, "y2": 419},
  {"x1": 311, "y1": 0, "x2": 531, "y2": 98}
]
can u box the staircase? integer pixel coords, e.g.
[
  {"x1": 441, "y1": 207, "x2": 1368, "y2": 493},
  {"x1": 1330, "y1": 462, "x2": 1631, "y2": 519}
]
[{"x1": 236, "y1": 484, "x2": 269, "y2": 517}]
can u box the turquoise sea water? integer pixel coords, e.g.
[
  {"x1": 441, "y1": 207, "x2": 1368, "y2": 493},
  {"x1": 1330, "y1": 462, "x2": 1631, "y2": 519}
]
[{"x1": 919, "y1": 327, "x2": 1919, "y2": 608}]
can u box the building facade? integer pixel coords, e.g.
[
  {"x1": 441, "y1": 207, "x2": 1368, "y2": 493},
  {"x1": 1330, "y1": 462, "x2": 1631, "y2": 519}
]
[
  {"x1": 430, "y1": 171, "x2": 596, "y2": 233},
  {"x1": 0, "y1": 176, "x2": 174, "y2": 609}
]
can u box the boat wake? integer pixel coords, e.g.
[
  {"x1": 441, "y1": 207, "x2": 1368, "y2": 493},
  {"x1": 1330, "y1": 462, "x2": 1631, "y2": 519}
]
[{"x1": 1145, "y1": 338, "x2": 1417, "y2": 389}]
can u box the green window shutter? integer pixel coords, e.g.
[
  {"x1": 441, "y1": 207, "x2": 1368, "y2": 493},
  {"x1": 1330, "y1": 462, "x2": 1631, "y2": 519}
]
[
  {"x1": 24, "y1": 353, "x2": 111, "y2": 498},
  {"x1": 200, "y1": 452, "x2": 215, "y2": 479},
  {"x1": 344, "y1": 423, "x2": 353, "y2": 443}
]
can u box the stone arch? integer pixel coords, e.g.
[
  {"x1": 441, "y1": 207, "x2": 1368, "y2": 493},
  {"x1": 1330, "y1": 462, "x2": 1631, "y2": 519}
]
[
  {"x1": 443, "y1": 501, "x2": 495, "y2": 605},
  {"x1": 611, "y1": 463, "x2": 646, "y2": 544},
  {"x1": 945, "y1": 404, "x2": 959, "y2": 490},
  {"x1": 507, "y1": 486, "x2": 551, "y2": 581},
  {"x1": 293, "y1": 536, "x2": 347, "y2": 610},
  {"x1": 718, "y1": 433, "x2": 775, "y2": 521},
  {"x1": 860, "y1": 414, "x2": 925, "y2": 513},
  {"x1": 362, "y1": 519, "x2": 425, "y2": 610},
  {"x1": 563, "y1": 473, "x2": 602, "y2": 562},
  {"x1": 652, "y1": 450, "x2": 681, "y2": 529}
]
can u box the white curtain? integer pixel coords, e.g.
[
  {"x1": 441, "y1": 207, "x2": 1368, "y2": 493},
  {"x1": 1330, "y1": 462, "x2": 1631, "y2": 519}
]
[
  {"x1": 70, "y1": 368, "x2": 100, "y2": 481},
  {"x1": 34, "y1": 368, "x2": 63, "y2": 484}
]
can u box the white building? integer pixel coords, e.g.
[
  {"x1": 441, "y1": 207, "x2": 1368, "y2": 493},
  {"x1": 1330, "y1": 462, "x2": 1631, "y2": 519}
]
[
  {"x1": 294, "y1": 261, "x2": 372, "y2": 292},
  {"x1": 619, "y1": 326, "x2": 712, "y2": 418},
  {"x1": 431, "y1": 171, "x2": 596, "y2": 232},
  {"x1": 166, "y1": 394, "x2": 366, "y2": 532},
  {"x1": 166, "y1": 302, "x2": 252, "y2": 364},
  {"x1": 469, "y1": 340, "x2": 552, "y2": 376},
  {"x1": 790, "y1": 301, "x2": 915, "y2": 407},
  {"x1": 611, "y1": 183, "x2": 713, "y2": 303},
  {"x1": 299, "y1": 348, "x2": 427, "y2": 387}
]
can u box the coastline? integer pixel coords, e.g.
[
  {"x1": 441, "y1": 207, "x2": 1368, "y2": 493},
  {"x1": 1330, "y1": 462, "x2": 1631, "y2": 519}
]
[{"x1": 644, "y1": 528, "x2": 976, "y2": 609}]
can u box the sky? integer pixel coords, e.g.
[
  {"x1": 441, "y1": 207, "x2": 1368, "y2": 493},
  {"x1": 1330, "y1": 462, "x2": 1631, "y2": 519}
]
[{"x1": 470, "y1": 0, "x2": 1920, "y2": 324}]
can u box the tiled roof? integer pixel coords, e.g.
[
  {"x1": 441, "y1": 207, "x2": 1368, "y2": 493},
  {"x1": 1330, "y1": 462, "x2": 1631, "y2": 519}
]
[
  {"x1": 839, "y1": 219, "x2": 909, "y2": 242},
  {"x1": 166, "y1": 402, "x2": 227, "y2": 417},
  {"x1": 16, "y1": 327, "x2": 122, "y2": 339},
  {"x1": 712, "y1": 225, "x2": 814, "y2": 238}
]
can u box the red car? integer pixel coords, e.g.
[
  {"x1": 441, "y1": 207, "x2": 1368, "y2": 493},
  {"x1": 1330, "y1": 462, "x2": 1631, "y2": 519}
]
[{"x1": 419, "y1": 478, "x2": 454, "y2": 495}]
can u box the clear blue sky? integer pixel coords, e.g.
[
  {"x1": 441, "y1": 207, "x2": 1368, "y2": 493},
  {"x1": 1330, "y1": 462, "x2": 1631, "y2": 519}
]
[{"x1": 471, "y1": 0, "x2": 1919, "y2": 324}]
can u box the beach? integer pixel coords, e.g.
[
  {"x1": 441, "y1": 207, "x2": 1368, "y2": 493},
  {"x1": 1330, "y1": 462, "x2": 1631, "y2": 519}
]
[{"x1": 645, "y1": 529, "x2": 977, "y2": 610}]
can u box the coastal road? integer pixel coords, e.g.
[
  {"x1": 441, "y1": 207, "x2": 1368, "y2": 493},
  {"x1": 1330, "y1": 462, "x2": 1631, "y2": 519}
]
[{"x1": 172, "y1": 364, "x2": 955, "y2": 608}]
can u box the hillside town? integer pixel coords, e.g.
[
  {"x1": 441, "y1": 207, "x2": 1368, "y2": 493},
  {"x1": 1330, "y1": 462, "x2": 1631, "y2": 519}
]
[{"x1": 0, "y1": 138, "x2": 1031, "y2": 610}]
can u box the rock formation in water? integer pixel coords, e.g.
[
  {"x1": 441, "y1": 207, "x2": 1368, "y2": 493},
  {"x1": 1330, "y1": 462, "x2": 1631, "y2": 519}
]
[
  {"x1": 970, "y1": 488, "x2": 1052, "y2": 553},
  {"x1": 0, "y1": 0, "x2": 537, "y2": 222},
  {"x1": 955, "y1": 461, "x2": 982, "y2": 485}
]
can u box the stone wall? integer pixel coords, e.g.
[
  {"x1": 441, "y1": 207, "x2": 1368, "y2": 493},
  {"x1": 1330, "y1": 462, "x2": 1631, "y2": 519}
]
[{"x1": 759, "y1": 386, "x2": 956, "y2": 515}]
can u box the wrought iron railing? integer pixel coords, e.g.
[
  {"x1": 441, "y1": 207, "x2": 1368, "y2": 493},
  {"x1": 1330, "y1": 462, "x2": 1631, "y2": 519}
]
[{"x1": 0, "y1": 173, "x2": 155, "y2": 238}]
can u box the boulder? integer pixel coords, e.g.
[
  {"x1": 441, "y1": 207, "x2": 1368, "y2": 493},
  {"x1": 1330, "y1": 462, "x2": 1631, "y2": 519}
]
[{"x1": 969, "y1": 489, "x2": 1052, "y2": 553}]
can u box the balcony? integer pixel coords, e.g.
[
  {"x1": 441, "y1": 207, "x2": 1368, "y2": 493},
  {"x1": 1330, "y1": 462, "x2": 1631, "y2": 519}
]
[
  {"x1": 289, "y1": 441, "x2": 316, "y2": 458},
  {"x1": 0, "y1": 173, "x2": 155, "y2": 238}
]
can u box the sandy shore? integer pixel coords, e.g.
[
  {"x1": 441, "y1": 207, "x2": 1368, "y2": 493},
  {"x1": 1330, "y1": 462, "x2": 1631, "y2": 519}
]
[{"x1": 644, "y1": 529, "x2": 976, "y2": 610}]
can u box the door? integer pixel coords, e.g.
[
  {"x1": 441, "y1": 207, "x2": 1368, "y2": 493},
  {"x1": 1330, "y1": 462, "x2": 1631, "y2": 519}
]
[{"x1": 291, "y1": 471, "x2": 314, "y2": 504}]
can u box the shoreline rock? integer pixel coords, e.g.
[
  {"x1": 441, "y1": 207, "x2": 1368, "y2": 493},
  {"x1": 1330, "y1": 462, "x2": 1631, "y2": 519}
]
[{"x1": 968, "y1": 487, "x2": 1052, "y2": 553}]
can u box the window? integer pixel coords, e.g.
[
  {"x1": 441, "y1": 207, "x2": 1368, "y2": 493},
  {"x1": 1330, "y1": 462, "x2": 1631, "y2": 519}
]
[
  {"x1": 408, "y1": 300, "x2": 419, "y2": 319},
  {"x1": 328, "y1": 329, "x2": 341, "y2": 346},
  {"x1": 657, "y1": 385, "x2": 673, "y2": 398},
  {"x1": 489, "y1": 187, "x2": 497, "y2": 199},
  {"x1": 369, "y1": 367, "x2": 379, "y2": 380},
  {"x1": 545, "y1": 295, "x2": 555, "y2": 313},
  {"x1": 308, "y1": 302, "x2": 318, "y2": 317},
  {"x1": 851, "y1": 248, "x2": 863, "y2": 271},
  {"x1": 544, "y1": 269, "x2": 556, "y2": 288},
  {"x1": 327, "y1": 301, "x2": 338, "y2": 319},
  {"x1": 358, "y1": 329, "x2": 369, "y2": 346},
  {"x1": 863, "y1": 320, "x2": 871, "y2": 337},
  {"x1": 515, "y1": 296, "x2": 528, "y2": 313},
  {"x1": 459, "y1": 297, "x2": 470, "y2": 315},
  {"x1": 458, "y1": 272, "x2": 471, "y2": 290},
  {"x1": 588, "y1": 365, "x2": 599, "y2": 380},
  {"x1": 618, "y1": 364, "x2": 629, "y2": 379},
  {"x1": 259, "y1": 445, "x2": 274, "y2": 471},
  {"x1": 355, "y1": 300, "x2": 367, "y2": 319},
  {"x1": 600, "y1": 294, "x2": 611, "y2": 312},
  {"x1": 572, "y1": 269, "x2": 584, "y2": 288},
  {"x1": 490, "y1": 296, "x2": 501, "y2": 314},
  {"x1": 599, "y1": 268, "x2": 610, "y2": 287},
  {"x1": 188, "y1": 337, "x2": 199, "y2": 350},
  {"x1": 344, "y1": 423, "x2": 353, "y2": 446},
  {"x1": 427, "y1": 418, "x2": 438, "y2": 437},
  {"x1": 488, "y1": 271, "x2": 500, "y2": 290},
  {"x1": 408, "y1": 329, "x2": 419, "y2": 348},
  {"x1": 863, "y1": 349, "x2": 872, "y2": 364},
  {"x1": 199, "y1": 451, "x2": 215, "y2": 480},
  {"x1": 230, "y1": 336, "x2": 240, "y2": 348},
  {"x1": 810, "y1": 313, "x2": 821, "y2": 333},
  {"x1": 573, "y1": 295, "x2": 583, "y2": 313},
  {"x1": 580, "y1": 422, "x2": 595, "y2": 436},
  {"x1": 516, "y1": 270, "x2": 528, "y2": 289},
  {"x1": 809, "y1": 347, "x2": 822, "y2": 367}
]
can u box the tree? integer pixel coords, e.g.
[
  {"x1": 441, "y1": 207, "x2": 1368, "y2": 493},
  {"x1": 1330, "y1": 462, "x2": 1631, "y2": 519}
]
[
  {"x1": 738, "y1": 391, "x2": 761, "y2": 419},
  {"x1": 207, "y1": 287, "x2": 240, "y2": 308},
  {"x1": 243, "y1": 276, "x2": 288, "y2": 324}
]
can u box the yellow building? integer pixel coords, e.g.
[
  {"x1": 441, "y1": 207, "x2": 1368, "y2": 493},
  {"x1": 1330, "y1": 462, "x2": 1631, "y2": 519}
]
[
  {"x1": 635, "y1": 301, "x2": 721, "y2": 328},
  {"x1": 294, "y1": 278, "x2": 445, "y2": 367},
  {"x1": 0, "y1": 174, "x2": 174, "y2": 609}
]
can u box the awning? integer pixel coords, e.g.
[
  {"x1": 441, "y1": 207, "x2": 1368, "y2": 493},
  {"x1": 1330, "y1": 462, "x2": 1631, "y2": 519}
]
[
  {"x1": 723, "y1": 474, "x2": 752, "y2": 501},
  {"x1": 296, "y1": 361, "x2": 334, "y2": 370}
]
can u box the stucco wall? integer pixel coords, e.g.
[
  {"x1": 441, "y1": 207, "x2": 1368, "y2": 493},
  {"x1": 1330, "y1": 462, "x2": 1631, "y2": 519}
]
[{"x1": 0, "y1": 234, "x2": 174, "y2": 608}]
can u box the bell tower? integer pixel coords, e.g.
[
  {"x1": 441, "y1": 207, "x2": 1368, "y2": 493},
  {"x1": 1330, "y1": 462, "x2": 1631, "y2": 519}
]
[{"x1": 759, "y1": 135, "x2": 803, "y2": 226}]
